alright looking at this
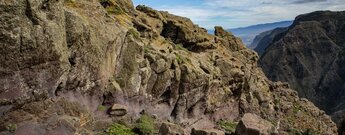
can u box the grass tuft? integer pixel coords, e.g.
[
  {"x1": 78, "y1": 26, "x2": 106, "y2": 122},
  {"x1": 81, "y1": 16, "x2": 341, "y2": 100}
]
[
  {"x1": 6, "y1": 123, "x2": 17, "y2": 133},
  {"x1": 128, "y1": 29, "x2": 140, "y2": 39},
  {"x1": 97, "y1": 105, "x2": 107, "y2": 111},
  {"x1": 217, "y1": 120, "x2": 237, "y2": 133},
  {"x1": 106, "y1": 123, "x2": 137, "y2": 135},
  {"x1": 135, "y1": 114, "x2": 155, "y2": 135},
  {"x1": 175, "y1": 43, "x2": 188, "y2": 51},
  {"x1": 99, "y1": 0, "x2": 125, "y2": 15}
]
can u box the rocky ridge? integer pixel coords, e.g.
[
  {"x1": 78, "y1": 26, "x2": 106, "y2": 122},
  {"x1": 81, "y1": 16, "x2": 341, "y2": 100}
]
[{"x1": 0, "y1": 0, "x2": 337, "y2": 134}]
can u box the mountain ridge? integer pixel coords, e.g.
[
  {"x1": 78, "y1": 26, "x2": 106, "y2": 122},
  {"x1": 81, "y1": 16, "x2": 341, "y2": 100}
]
[
  {"x1": 259, "y1": 10, "x2": 345, "y2": 134},
  {"x1": 229, "y1": 21, "x2": 293, "y2": 47}
]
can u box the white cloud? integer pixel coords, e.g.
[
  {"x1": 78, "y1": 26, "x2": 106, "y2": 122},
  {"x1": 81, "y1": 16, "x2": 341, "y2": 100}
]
[
  {"x1": 157, "y1": 6, "x2": 227, "y2": 22},
  {"x1": 154, "y1": 0, "x2": 345, "y2": 29}
]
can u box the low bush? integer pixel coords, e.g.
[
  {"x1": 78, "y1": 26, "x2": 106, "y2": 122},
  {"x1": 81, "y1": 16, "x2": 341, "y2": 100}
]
[
  {"x1": 106, "y1": 123, "x2": 136, "y2": 135},
  {"x1": 135, "y1": 114, "x2": 155, "y2": 135},
  {"x1": 217, "y1": 120, "x2": 237, "y2": 133},
  {"x1": 6, "y1": 123, "x2": 17, "y2": 133}
]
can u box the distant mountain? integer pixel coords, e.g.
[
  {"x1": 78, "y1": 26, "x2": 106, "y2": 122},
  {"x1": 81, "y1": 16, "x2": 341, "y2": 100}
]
[
  {"x1": 259, "y1": 11, "x2": 345, "y2": 133},
  {"x1": 252, "y1": 27, "x2": 289, "y2": 55},
  {"x1": 229, "y1": 21, "x2": 293, "y2": 48}
]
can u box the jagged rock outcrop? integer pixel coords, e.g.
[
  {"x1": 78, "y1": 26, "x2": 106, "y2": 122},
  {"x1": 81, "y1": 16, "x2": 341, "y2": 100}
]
[
  {"x1": 0, "y1": 1, "x2": 337, "y2": 135},
  {"x1": 259, "y1": 11, "x2": 345, "y2": 133}
]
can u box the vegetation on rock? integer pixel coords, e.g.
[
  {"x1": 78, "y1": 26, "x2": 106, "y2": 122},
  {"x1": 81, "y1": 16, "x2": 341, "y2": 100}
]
[
  {"x1": 97, "y1": 105, "x2": 107, "y2": 111},
  {"x1": 135, "y1": 114, "x2": 155, "y2": 135},
  {"x1": 106, "y1": 123, "x2": 137, "y2": 135},
  {"x1": 127, "y1": 28, "x2": 140, "y2": 39},
  {"x1": 6, "y1": 123, "x2": 17, "y2": 133},
  {"x1": 99, "y1": 0, "x2": 125, "y2": 15},
  {"x1": 217, "y1": 120, "x2": 237, "y2": 133}
]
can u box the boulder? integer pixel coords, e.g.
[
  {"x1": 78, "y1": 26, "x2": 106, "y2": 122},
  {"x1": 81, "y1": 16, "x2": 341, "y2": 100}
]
[
  {"x1": 159, "y1": 122, "x2": 185, "y2": 135},
  {"x1": 235, "y1": 113, "x2": 273, "y2": 135},
  {"x1": 191, "y1": 128, "x2": 225, "y2": 135},
  {"x1": 151, "y1": 58, "x2": 168, "y2": 73},
  {"x1": 109, "y1": 104, "x2": 128, "y2": 116}
]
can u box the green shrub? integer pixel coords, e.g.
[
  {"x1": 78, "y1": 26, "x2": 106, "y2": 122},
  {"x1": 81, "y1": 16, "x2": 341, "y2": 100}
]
[
  {"x1": 106, "y1": 6, "x2": 124, "y2": 15},
  {"x1": 99, "y1": 0, "x2": 124, "y2": 15},
  {"x1": 175, "y1": 43, "x2": 188, "y2": 51},
  {"x1": 175, "y1": 53, "x2": 191, "y2": 64},
  {"x1": 135, "y1": 114, "x2": 155, "y2": 135},
  {"x1": 6, "y1": 123, "x2": 17, "y2": 133},
  {"x1": 64, "y1": 0, "x2": 76, "y2": 7},
  {"x1": 128, "y1": 29, "x2": 140, "y2": 39},
  {"x1": 301, "y1": 129, "x2": 317, "y2": 135},
  {"x1": 106, "y1": 123, "x2": 136, "y2": 135},
  {"x1": 97, "y1": 105, "x2": 107, "y2": 111},
  {"x1": 144, "y1": 46, "x2": 150, "y2": 53},
  {"x1": 217, "y1": 120, "x2": 237, "y2": 133},
  {"x1": 176, "y1": 54, "x2": 183, "y2": 64},
  {"x1": 293, "y1": 105, "x2": 301, "y2": 114},
  {"x1": 162, "y1": 40, "x2": 168, "y2": 45}
]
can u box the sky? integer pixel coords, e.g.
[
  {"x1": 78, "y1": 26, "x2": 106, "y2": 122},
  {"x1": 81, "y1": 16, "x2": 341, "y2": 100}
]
[{"x1": 132, "y1": 0, "x2": 345, "y2": 29}]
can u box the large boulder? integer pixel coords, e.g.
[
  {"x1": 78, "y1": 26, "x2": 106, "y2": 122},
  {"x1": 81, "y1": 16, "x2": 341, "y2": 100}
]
[
  {"x1": 159, "y1": 122, "x2": 186, "y2": 135},
  {"x1": 235, "y1": 113, "x2": 273, "y2": 135},
  {"x1": 109, "y1": 104, "x2": 128, "y2": 116}
]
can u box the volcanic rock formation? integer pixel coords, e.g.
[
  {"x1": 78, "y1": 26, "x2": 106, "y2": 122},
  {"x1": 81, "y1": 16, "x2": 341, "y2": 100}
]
[{"x1": 0, "y1": 0, "x2": 337, "y2": 134}]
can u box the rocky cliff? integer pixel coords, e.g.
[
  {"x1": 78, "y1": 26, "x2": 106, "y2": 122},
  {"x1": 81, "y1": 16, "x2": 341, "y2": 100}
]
[
  {"x1": 259, "y1": 11, "x2": 345, "y2": 133},
  {"x1": 252, "y1": 27, "x2": 288, "y2": 56},
  {"x1": 0, "y1": 0, "x2": 337, "y2": 134}
]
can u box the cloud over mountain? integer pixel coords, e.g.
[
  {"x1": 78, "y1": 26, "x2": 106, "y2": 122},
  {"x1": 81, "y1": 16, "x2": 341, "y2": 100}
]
[
  {"x1": 291, "y1": 0, "x2": 327, "y2": 4},
  {"x1": 133, "y1": 0, "x2": 345, "y2": 29}
]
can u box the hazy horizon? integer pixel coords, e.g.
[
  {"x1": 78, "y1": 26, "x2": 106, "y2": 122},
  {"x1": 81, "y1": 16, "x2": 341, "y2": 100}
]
[{"x1": 133, "y1": 0, "x2": 345, "y2": 29}]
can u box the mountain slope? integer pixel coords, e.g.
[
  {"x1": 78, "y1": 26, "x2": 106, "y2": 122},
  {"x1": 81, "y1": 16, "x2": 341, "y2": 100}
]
[
  {"x1": 259, "y1": 10, "x2": 345, "y2": 132},
  {"x1": 230, "y1": 21, "x2": 293, "y2": 47},
  {"x1": 253, "y1": 27, "x2": 289, "y2": 56},
  {"x1": 0, "y1": 1, "x2": 337, "y2": 134}
]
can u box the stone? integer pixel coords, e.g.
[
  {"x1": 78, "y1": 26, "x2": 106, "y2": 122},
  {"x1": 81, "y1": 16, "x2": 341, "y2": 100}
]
[
  {"x1": 191, "y1": 128, "x2": 225, "y2": 135},
  {"x1": 109, "y1": 104, "x2": 128, "y2": 116},
  {"x1": 159, "y1": 122, "x2": 185, "y2": 135},
  {"x1": 151, "y1": 58, "x2": 168, "y2": 73},
  {"x1": 235, "y1": 113, "x2": 273, "y2": 135}
]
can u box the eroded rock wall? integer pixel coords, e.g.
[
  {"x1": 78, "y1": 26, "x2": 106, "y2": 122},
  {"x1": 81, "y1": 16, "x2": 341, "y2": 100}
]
[{"x1": 0, "y1": 1, "x2": 337, "y2": 134}]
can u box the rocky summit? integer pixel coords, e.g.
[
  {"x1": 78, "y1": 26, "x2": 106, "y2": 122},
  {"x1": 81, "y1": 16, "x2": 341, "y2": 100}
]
[
  {"x1": 259, "y1": 11, "x2": 345, "y2": 134},
  {"x1": 0, "y1": 0, "x2": 338, "y2": 135}
]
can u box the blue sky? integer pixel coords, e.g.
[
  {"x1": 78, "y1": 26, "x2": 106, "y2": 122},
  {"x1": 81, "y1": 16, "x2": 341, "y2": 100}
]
[{"x1": 132, "y1": 0, "x2": 345, "y2": 29}]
